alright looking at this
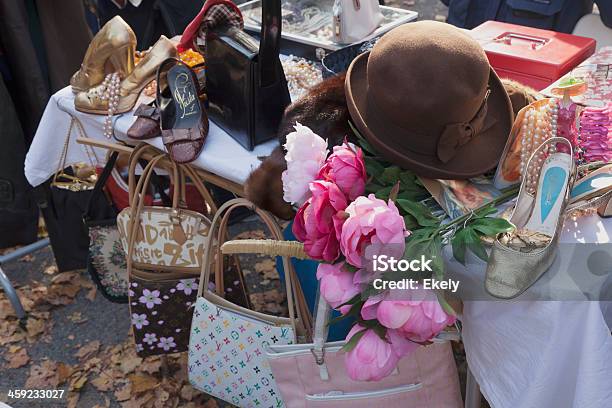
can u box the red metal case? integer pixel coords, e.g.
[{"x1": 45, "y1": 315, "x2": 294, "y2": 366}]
[{"x1": 471, "y1": 21, "x2": 596, "y2": 90}]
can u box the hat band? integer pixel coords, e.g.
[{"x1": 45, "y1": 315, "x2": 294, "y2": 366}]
[
  {"x1": 365, "y1": 88, "x2": 494, "y2": 163},
  {"x1": 436, "y1": 89, "x2": 492, "y2": 163}
]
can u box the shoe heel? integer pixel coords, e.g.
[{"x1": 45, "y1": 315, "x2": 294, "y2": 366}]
[
  {"x1": 597, "y1": 196, "x2": 612, "y2": 218},
  {"x1": 105, "y1": 43, "x2": 136, "y2": 78}
]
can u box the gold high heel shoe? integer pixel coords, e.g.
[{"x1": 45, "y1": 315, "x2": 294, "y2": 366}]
[
  {"x1": 71, "y1": 16, "x2": 137, "y2": 93},
  {"x1": 74, "y1": 36, "x2": 177, "y2": 115}
]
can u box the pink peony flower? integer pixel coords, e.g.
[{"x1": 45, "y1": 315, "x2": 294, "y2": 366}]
[
  {"x1": 293, "y1": 181, "x2": 348, "y2": 262},
  {"x1": 344, "y1": 325, "x2": 418, "y2": 381},
  {"x1": 376, "y1": 288, "x2": 456, "y2": 342},
  {"x1": 281, "y1": 123, "x2": 328, "y2": 205},
  {"x1": 340, "y1": 194, "x2": 407, "y2": 267},
  {"x1": 316, "y1": 263, "x2": 360, "y2": 314},
  {"x1": 317, "y1": 142, "x2": 366, "y2": 200}
]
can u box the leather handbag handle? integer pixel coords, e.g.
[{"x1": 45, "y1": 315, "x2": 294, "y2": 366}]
[
  {"x1": 197, "y1": 198, "x2": 313, "y2": 339},
  {"x1": 258, "y1": 0, "x2": 282, "y2": 87},
  {"x1": 128, "y1": 143, "x2": 180, "y2": 209}
]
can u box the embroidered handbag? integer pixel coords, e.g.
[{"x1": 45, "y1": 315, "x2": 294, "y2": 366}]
[
  {"x1": 85, "y1": 150, "x2": 128, "y2": 303},
  {"x1": 266, "y1": 291, "x2": 463, "y2": 408},
  {"x1": 118, "y1": 144, "x2": 218, "y2": 356},
  {"x1": 188, "y1": 198, "x2": 312, "y2": 408}
]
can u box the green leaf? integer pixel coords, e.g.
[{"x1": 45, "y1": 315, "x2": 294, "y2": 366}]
[
  {"x1": 365, "y1": 157, "x2": 385, "y2": 178},
  {"x1": 379, "y1": 166, "x2": 402, "y2": 185},
  {"x1": 341, "y1": 328, "x2": 367, "y2": 352},
  {"x1": 474, "y1": 205, "x2": 497, "y2": 218},
  {"x1": 470, "y1": 217, "x2": 514, "y2": 237},
  {"x1": 465, "y1": 228, "x2": 489, "y2": 262},
  {"x1": 374, "y1": 186, "x2": 392, "y2": 200},
  {"x1": 403, "y1": 231, "x2": 443, "y2": 280},
  {"x1": 349, "y1": 121, "x2": 377, "y2": 156},
  {"x1": 399, "y1": 171, "x2": 418, "y2": 186},
  {"x1": 436, "y1": 291, "x2": 458, "y2": 317},
  {"x1": 451, "y1": 228, "x2": 468, "y2": 265},
  {"x1": 365, "y1": 183, "x2": 384, "y2": 194},
  {"x1": 403, "y1": 214, "x2": 419, "y2": 230},
  {"x1": 396, "y1": 199, "x2": 440, "y2": 227}
]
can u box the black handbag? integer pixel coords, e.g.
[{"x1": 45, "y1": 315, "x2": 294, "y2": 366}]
[{"x1": 205, "y1": 0, "x2": 290, "y2": 150}]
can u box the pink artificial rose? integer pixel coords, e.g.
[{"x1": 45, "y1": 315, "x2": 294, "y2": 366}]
[
  {"x1": 344, "y1": 325, "x2": 417, "y2": 381},
  {"x1": 376, "y1": 289, "x2": 456, "y2": 342},
  {"x1": 317, "y1": 142, "x2": 367, "y2": 200},
  {"x1": 293, "y1": 181, "x2": 348, "y2": 262},
  {"x1": 340, "y1": 194, "x2": 407, "y2": 267},
  {"x1": 281, "y1": 123, "x2": 328, "y2": 206},
  {"x1": 316, "y1": 263, "x2": 360, "y2": 314}
]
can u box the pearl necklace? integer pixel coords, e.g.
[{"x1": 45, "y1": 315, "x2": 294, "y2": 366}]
[
  {"x1": 281, "y1": 55, "x2": 322, "y2": 100},
  {"x1": 95, "y1": 72, "x2": 121, "y2": 139},
  {"x1": 520, "y1": 98, "x2": 559, "y2": 194}
]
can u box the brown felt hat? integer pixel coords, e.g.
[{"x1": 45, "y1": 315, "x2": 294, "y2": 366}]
[{"x1": 345, "y1": 21, "x2": 514, "y2": 179}]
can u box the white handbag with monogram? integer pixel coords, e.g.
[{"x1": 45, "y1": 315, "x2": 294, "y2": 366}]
[
  {"x1": 332, "y1": 0, "x2": 383, "y2": 44},
  {"x1": 188, "y1": 198, "x2": 312, "y2": 408}
]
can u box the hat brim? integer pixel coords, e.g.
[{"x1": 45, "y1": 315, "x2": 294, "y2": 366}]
[{"x1": 345, "y1": 52, "x2": 514, "y2": 179}]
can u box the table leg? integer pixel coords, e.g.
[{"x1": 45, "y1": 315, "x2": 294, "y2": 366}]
[
  {"x1": 465, "y1": 366, "x2": 482, "y2": 408},
  {"x1": 0, "y1": 238, "x2": 51, "y2": 328}
]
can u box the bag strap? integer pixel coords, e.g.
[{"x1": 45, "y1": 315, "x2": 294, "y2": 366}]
[
  {"x1": 197, "y1": 198, "x2": 313, "y2": 339},
  {"x1": 180, "y1": 164, "x2": 219, "y2": 214},
  {"x1": 259, "y1": 0, "x2": 282, "y2": 87},
  {"x1": 128, "y1": 143, "x2": 180, "y2": 209},
  {"x1": 84, "y1": 150, "x2": 119, "y2": 221}
]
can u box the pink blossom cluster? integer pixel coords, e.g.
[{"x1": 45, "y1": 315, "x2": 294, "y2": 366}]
[{"x1": 282, "y1": 124, "x2": 455, "y2": 381}]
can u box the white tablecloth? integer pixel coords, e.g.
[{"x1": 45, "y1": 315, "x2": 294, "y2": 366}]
[
  {"x1": 24, "y1": 87, "x2": 278, "y2": 188},
  {"x1": 447, "y1": 212, "x2": 612, "y2": 408},
  {"x1": 25, "y1": 87, "x2": 612, "y2": 408}
]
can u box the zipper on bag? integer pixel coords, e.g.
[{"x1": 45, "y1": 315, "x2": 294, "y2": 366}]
[{"x1": 305, "y1": 383, "x2": 422, "y2": 401}]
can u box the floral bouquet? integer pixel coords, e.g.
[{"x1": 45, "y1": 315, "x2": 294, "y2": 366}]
[{"x1": 281, "y1": 123, "x2": 517, "y2": 381}]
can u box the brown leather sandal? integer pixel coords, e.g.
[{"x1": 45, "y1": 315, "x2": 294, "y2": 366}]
[{"x1": 156, "y1": 58, "x2": 208, "y2": 163}]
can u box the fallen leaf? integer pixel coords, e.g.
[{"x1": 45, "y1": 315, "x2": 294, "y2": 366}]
[
  {"x1": 6, "y1": 347, "x2": 29, "y2": 368},
  {"x1": 44, "y1": 265, "x2": 58, "y2": 275},
  {"x1": 235, "y1": 229, "x2": 266, "y2": 240},
  {"x1": 57, "y1": 362, "x2": 74, "y2": 384},
  {"x1": 25, "y1": 360, "x2": 59, "y2": 388},
  {"x1": 0, "y1": 299, "x2": 17, "y2": 319},
  {"x1": 114, "y1": 382, "x2": 132, "y2": 401},
  {"x1": 69, "y1": 372, "x2": 88, "y2": 391},
  {"x1": 139, "y1": 358, "x2": 162, "y2": 374},
  {"x1": 91, "y1": 371, "x2": 114, "y2": 392},
  {"x1": 75, "y1": 340, "x2": 100, "y2": 361},
  {"x1": 67, "y1": 312, "x2": 88, "y2": 324},
  {"x1": 129, "y1": 373, "x2": 159, "y2": 394},
  {"x1": 180, "y1": 384, "x2": 197, "y2": 401},
  {"x1": 86, "y1": 285, "x2": 97, "y2": 301},
  {"x1": 202, "y1": 399, "x2": 219, "y2": 408},
  {"x1": 19, "y1": 254, "x2": 34, "y2": 263},
  {"x1": 67, "y1": 392, "x2": 80, "y2": 408},
  {"x1": 25, "y1": 318, "x2": 46, "y2": 339},
  {"x1": 51, "y1": 271, "x2": 80, "y2": 284},
  {"x1": 120, "y1": 355, "x2": 143, "y2": 374}
]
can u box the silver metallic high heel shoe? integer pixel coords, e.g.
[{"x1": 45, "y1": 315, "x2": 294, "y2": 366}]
[{"x1": 485, "y1": 137, "x2": 576, "y2": 299}]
